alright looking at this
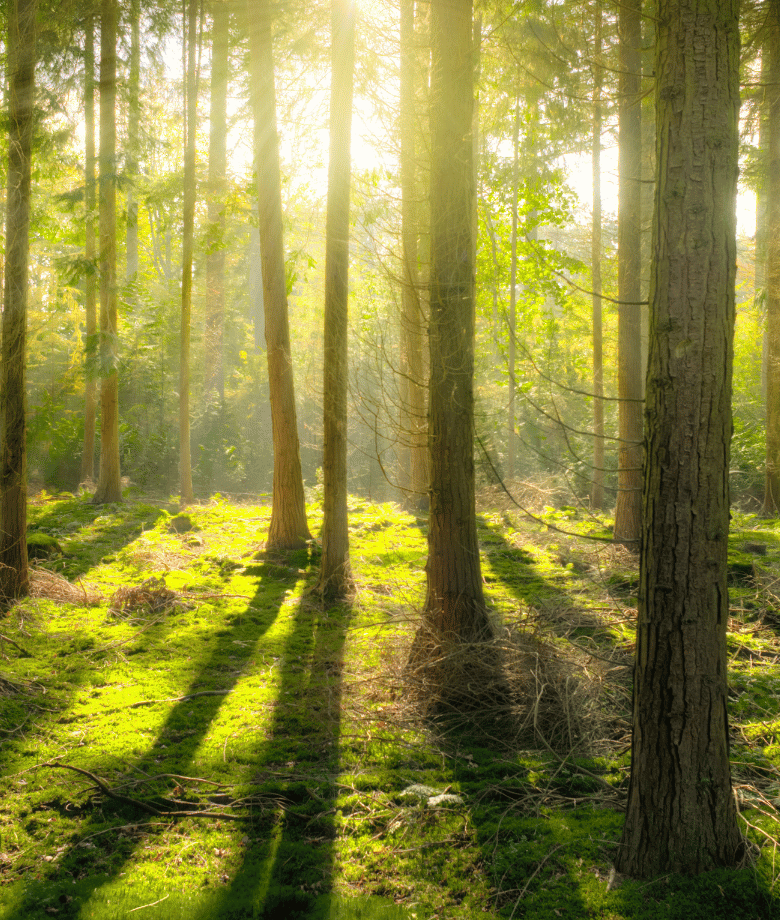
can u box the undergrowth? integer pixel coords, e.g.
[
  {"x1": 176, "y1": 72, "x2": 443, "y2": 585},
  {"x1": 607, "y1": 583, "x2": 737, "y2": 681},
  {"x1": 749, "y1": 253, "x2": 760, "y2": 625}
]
[{"x1": 0, "y1": 494, "x2": 778, "y2": 919}]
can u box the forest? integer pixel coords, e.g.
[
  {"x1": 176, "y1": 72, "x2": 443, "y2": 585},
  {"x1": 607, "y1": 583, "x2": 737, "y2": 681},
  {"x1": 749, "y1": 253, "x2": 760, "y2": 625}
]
[{"x1": 0, "y1": 0, "x2": 778, "y2": 917}]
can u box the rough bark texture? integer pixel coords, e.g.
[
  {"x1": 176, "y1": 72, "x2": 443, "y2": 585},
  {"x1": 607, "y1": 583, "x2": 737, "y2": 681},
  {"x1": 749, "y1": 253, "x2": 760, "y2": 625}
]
[
  {"x1": 0, "y1": 0, "x2": 35, "y2": 600},
  {"x1": 615, "y1": 0, "x2": 743, "y2": 877},
  {"x1": 590, "y1": 0, "x2": 605, "y2": 511},
  {"x1": 204, "y1": 0, "x2": 228, "y2": 403},
  {"x1": 411, "y1": 0, "x2": 492, "y2": 661},
  {"x1": 613, "y1": 0, "x2": 643, "y2": 546},
  {"x1": 179, "y1": 0, "x2": 197, "y2": 505},
  {"x1": 93, "y1": 0, "x2": 122, "y2": 505},
  {"x1": 80, "y1": 13, "x2": 97, "y2": 485},
  {"x1": 764, "y1": 3, "x2": 780, "y2": 515},
  {"x1": 398, "y1": 0, "x2": 428, "y2": 513},
  {"x1": 125, "y1": 0, "x2": 140, "y2": 294},
  {"x1": 248, "y1": 0, "x2": 311, "y2": 550},
  {"x1": 317, "y1": 0, "x2": 355, "y2": 599}
]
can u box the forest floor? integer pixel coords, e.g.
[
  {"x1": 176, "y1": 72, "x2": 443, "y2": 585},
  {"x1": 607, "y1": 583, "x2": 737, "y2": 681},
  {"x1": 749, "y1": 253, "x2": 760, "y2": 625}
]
[{"x1": 0, "y1": 489, "x2": 779, "y2": 919}]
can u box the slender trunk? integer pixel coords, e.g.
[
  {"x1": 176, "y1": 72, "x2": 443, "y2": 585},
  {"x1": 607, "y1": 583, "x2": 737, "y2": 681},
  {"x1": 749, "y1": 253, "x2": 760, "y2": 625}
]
[
  {"x1": 205, "y1": 0, "x2": 228, "y2": 402},
  {"x1": 613, "y1": 0, "x2": 643, "y2": 546},
  {"x1": 764, "y1": 5, "x2": 780, "y2": 515},
  {"x1": 507, "y1": 91, "x2": 519, "y2": 483},
  {"x1": 248, "y1": 0, "x2": 311, "y2": 549},
  {"x1": 399, "y1": 0, "x2": 427, "y2": 511},
  {"x1": 758, "y1": 50, "x2": 770, "y2": 400},
  {"x1": 93, "y1": 0, "x2": 122, "y2": 504},
  {"x1": 317, "y1": 0, "x2": 355, "y2": 599},
  {"x1": 179, "y1": 0, "x2": 197, "y2": 504},
  {"x1": 411, "y1": 0, "x2": 492, "y2": 670},
  {"x1": 126, "y1": 0, "x2": 140, "y2": 295},
  {"x1": 615, "y1": 0, "x2": 743, "y2": 876},
  {"x1": 591, "y1": 0, "x2": 605, "y2": 510},
  {"x1": 80, "y1": 13, "x2": 97, "y2": 484},
  {"x1": 0, "y1": 0, "x2": 35, "y2": 599}
]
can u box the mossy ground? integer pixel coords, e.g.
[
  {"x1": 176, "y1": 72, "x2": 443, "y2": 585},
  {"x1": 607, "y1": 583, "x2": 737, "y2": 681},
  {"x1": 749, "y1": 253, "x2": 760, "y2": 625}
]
[{"x1": 0, "y1": 494, "x2": 778, "y2": 919}]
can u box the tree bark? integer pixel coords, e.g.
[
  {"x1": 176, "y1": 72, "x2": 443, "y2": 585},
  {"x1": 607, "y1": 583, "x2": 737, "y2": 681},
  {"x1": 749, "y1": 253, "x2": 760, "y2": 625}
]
[
  {"x1": 93, "y1": 0, "x2": 122, "y2": 505},
  {"x1": 125, "y1": 0, "x2": 140, "y2": 297},
  {"x1": 590, "y1": 0, "x2": 605, "y2": 511},
  {"x1": 613, "y1": 0, "x2": 643, "y2": 545},
  {"x1": 411, "y1": 0, "x2": 492, "y2": 667},
  {"x1": 507, "y1": 90, "x2": 519, "y2": 484},
  {"x1": 248, "y1": 0, "x2": 312, "y2": 550},
  {"x1": 179, "y1": 0, "x2": 197, "y2": 505},
  {"x1": 317, "y1": 0, "x2": 355, "y2": 599},
  {"x1": 80, "y1": 12, "x2": 97, "y2": 485},
  {"x1": 615, "y1": 0, "x2": 743, "y2": 876},
  {"x1": 398, "y1": 0, "x2": 428, "y2": 512},
  {"x1": 205, "y1": 0, "x2": 228, "y2": 403},
  {"x1": 764, "y1": 4, "x2": 780, "y2": 515},
  {"x1": 0, "y1": 0, "x2": 35, "y2": 600}
]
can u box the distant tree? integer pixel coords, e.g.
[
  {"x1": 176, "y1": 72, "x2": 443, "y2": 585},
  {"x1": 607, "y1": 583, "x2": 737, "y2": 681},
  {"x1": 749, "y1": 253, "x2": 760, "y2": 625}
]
[
  {"x1": 204, "y1": 0, "x2": 228, "y2": 403},
  {"x1": 247, "y1": 0, "x2": 312, "y2": 550},
  {"x1": 93, "y1": 0, "x2": 122, "y2": 504},
  {"x1": 317, "y1": 0, "x2": 355, "y2": 598},
  {"x1": 590, "y1": 0, "x2": 605, "y2": 511},
  {"x1": 410, "y1": 0, "x2": 493, "y2": 672},
  {"x1": 764, "y1": 4, "x2": 780, "y2": 515},
  {"x1": 613, "y1": 0, "x2": 643, "y2": 544},
  {"x1": 125, "y1": 0, "x2": 140, "y2": 299},
  {"x1": 615, "y1": 0, "x2": 743, "y2": 876},
  {"x1": 80, "y1": 12, "x2": 98, "y2": 485},
  {"x1": 0, "y1": 0, "x2": 36, "y2": 599},
  {"x1": 179, "y1": 0, "x2": 197, "y2": 505}
]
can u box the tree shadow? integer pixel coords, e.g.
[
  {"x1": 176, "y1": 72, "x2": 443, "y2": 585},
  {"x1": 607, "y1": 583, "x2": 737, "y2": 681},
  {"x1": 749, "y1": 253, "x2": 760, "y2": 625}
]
[
  {"x1": 1, "y1": 558, "x2": 307, "y2": 919},
  {"x1": 201, "y1": 595, "x2": 350, "y2": 919}
]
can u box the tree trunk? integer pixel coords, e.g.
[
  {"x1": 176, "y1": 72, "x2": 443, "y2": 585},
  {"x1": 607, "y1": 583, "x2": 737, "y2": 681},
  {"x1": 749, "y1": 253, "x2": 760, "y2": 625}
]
[
  {"x1": 205, "y1": 0, "x2": 228, "y2": 403},
  {"x1": 179, "y1": 0, "x2": 197, "y2": 505},
  {"x1": 410, "y1": 0, "x2": 492, "y2": 671},
  {"x1": 248, "y1": 0, "x2": 311, "y2": 550},
  {"x1": 399, "y1": 0, "x2": 428, "y2": 512},
  {"x1": 613, "y1": 0, "x2": 643, "y2": 545},
  {"x1": 93, "y1": 0, "x2": 122, "y2": 505},
  {"x1": 125, "y1": 0, "x2": 140, "y2": 296},
  {"x1": 0, "y1": 0, "x2": 35, "y2": 600},
  {"x1": 507, "y1": 90, "x2": 519, "y2": 483},
  {"x1": 764, "y1": 7, "x2": 780, "y2": 515},
  {"x1": 590, "y1": 0, "x2": 605, "y2": 511},
  {"x1": 80, "y1": 12, "x2": 97, "y2": 485},
  {"x1": 317, "y1": 0, "x2": 355, "y2": 599},
  {"x1": 615, "y1": 0, "x2": 743, "y2": 876}
]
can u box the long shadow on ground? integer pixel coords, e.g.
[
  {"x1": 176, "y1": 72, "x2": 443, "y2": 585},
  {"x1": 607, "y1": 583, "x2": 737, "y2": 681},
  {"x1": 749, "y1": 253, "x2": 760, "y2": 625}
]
[{"x1": 1, "y1": 557, "x2": 306, "y2": 919}]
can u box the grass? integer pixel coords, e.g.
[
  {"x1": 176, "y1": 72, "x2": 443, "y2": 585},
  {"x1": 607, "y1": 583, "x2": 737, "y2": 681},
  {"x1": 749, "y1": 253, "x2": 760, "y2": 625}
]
[{"x1": 0, "y1": 492, "x2": 778, "y2": 919}]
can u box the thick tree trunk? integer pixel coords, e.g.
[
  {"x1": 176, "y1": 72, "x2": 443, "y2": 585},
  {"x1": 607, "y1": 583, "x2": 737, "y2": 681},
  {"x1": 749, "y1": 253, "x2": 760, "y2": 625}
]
[
  {"x1": 0, "y1": 0, "x2": 35, "y2": 600},
  {"x1": 399, "y1": 0, "x2": 428, "y2": 512},
  {"x1": 411, "y1": 0, "x2": 492, "y2": 667},
  {"x1": 615, "y1": 0, "x2": 743, "y2": 877},
  {"x1": 205, "y1": 0, "x2": 228, "y2": 403},
  {"x1": 317, "y1": 0, "x2": 355, "y2": 599},
  {"x1": 93, "y1": 0, "x2": 122, "y2": 505},
  {"x1": 613, "y1": 0, "x2": 643, "y2": 545},
  {"x1": 590, "y1": 0, "x2": 605, "y2": 511},
  {"x1": 248, "y1": 0, "x2": 311, "y2": 550},
  {"x1": 179, "y1": 0, "x2": 197, "y2": 505},
  {"x1": 80, "y1": 13, "x2": 97, "y2": 484},
  {"x1": 764, "y1": 6, "x2": 780, "y2": 515}
]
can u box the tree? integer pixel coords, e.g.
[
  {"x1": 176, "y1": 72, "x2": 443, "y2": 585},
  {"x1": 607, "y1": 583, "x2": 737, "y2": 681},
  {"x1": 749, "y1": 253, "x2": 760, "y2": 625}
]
[
  {"x1": 398, "y1": 0, "x2": 428, "y2": 512},
  {"x1": 410, "y1": 0, "x2": 492, "y2": 672},
  {"x1": 93, "y1": 0, "x2": 122, "y2": 505},
  {"x1": 179, "y1": 0, "x2": 197, "y2": 504},
  {"x1": 317, "y1": 0, "x2": 356, "y2": 598},
  {"x1": 590, "y1": 0, "x2": 605, "y2": 511},
  {"x1": 248, "y1": 0, "x2": 312, "y2": 550},
  {"x1": 615, "y1": 0, "x2": 743, "y2": 876},
  {"x1": 80, "y1": 12, "x2": 98, "y2": 485},
  {"x1": 125, "y1": 0, "x2": 140, "y2": 298},
  {"x1": 764, "y1": 4, "x2": 780, "y2": 515},
  {"x1": 204, "y1": 0, "x2": 228, "y2": 403},
  {"x1": 613, "y1": 0, "x2": 643, "y2": 545},
  {"x1": 0, "y1": 0, "x2": 36, "y2": 599}
]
